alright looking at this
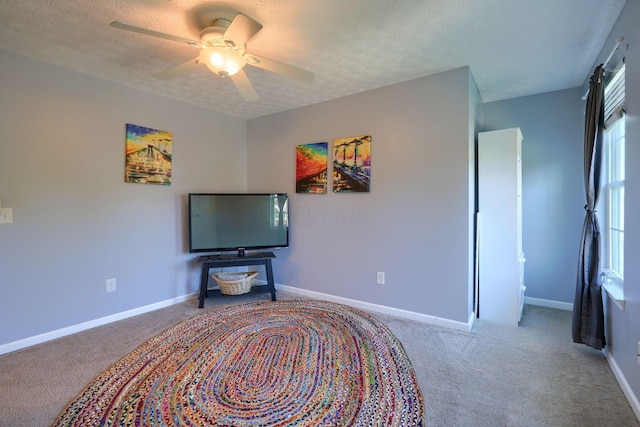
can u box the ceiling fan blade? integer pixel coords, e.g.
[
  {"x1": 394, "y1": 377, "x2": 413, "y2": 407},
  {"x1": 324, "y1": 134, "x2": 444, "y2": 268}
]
[
  {"x1": 230, "y1": 69, "x2": 259, "y2": 101},
  {"x1": 153, "y1": 57, "x2": 201, "y2": 80},
  {"x1": 223, "y1": 13, "x2": 263, "y2": 48},
  {"x1": 245, "y1": 54, "x2": 314, "y2": 83},
  {"x1": 110, "y1": 21, "x2": 202, "y2": 47}
]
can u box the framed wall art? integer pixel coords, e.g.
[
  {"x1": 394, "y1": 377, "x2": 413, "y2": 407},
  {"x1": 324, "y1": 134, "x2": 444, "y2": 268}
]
[
  {"x1": 124, "y1": 123, "x2": 172, "y2": 186},
  {"x1": 332, "y1": 135, "x2": 371, "y2": 192},
  {"x1": 296, "y1": 142, "x2": 328, "y2": 193}
]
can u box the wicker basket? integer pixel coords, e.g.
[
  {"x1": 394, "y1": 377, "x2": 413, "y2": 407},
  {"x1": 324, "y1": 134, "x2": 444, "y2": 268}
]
[{"x1": 212, "y1": 271, "x2": 258, "y2": 295}]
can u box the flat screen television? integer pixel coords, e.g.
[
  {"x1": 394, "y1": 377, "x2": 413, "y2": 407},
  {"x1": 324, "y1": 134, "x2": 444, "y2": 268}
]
[{"x1": 188, "y1": 193, "x2": 289, "y2": 255}]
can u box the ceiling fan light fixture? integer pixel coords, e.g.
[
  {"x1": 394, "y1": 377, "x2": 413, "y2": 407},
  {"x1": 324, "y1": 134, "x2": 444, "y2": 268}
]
[
  {"x1": 111, "y1": 12, "x2": 313, "y2": 101},
  {"x1": 200, "y1": 47, "x2": 246, "y2": 77}
]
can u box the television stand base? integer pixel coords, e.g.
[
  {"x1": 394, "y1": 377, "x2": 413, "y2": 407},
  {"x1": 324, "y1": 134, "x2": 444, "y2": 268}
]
[{"x1": 196, "y1": 252, "x2": 276, "y2": 308}]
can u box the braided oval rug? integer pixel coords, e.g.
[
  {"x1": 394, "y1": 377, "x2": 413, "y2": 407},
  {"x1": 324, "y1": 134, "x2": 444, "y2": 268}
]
[{"x1": 53, "y1": 299, "x2": 424, "y2": 426}]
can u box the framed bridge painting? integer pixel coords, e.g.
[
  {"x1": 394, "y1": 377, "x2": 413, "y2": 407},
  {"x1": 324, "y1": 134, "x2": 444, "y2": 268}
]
[
  {"x1": 332, "y1": 135, "x2": 371, "y2": 192},
  {"x1": 296, "y1": 142, "x2": 328, "y2": 194},
  {"x1": 124, "y1": 123, "x2": 173, "y2": 186}
]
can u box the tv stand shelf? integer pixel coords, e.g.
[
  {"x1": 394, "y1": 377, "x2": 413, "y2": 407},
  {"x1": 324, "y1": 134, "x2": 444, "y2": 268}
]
[{"x1": 197, "y1": 252, "x2": 276, "y2": 308}]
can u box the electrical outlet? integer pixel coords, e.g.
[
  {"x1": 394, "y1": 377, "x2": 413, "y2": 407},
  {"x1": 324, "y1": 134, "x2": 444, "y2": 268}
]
[
  {"x1": 376, "y1": 271, "x2": 385, "y2": 285},
  {"x1": 106, "y1": 278, "x2": 117, "y2": 292},
  {"x1": 0, "y1": 208, "x2": 13, "y2": 224}
]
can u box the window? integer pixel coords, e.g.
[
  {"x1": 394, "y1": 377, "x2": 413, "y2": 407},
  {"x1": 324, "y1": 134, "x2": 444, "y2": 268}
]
[
  {"x1": 600, "y1": 63, "x2": 625, "y2": 305},
  {"x1": 603, "y1": 119, "x2": 624, "y2": 277}
]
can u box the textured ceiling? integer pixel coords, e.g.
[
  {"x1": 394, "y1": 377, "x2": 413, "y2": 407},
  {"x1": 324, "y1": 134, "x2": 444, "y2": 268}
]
[{"x1": 0, "y1": 0, "x2": 627, "y2": 119}]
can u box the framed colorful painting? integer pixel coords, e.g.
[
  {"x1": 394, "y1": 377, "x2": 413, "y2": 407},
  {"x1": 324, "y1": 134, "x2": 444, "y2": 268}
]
[
  {"x1": 296, "y1": 142, "x2": 328, "y2": 193},
  {"x1": 124, "y1": 123, "x2": 172, "y2": 186},
  {"x1": 332, "y1": 135, "x2": 371, "y2": 192}
]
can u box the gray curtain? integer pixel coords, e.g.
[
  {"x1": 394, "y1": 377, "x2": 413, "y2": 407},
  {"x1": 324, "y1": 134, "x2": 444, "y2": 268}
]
[{"x1": 572, "y1": 65, "x2": 605, "y2": 350}]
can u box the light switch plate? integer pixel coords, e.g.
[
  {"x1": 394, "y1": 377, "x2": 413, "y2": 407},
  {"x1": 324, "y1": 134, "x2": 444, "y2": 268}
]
[{"x1": 0, "y1": 208, "x2": 12, "y2": 224}]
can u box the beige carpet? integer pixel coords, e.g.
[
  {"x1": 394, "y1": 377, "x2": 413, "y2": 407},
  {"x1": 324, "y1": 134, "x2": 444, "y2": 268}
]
[{"x1": 0, "y1": 291, "x2": 638, "y2": 426}]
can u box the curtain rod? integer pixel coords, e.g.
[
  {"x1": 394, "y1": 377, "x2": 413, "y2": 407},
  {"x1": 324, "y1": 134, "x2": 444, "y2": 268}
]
[
  {"x1": 603, "y1": 36, "x2": 625, "y2": 70},
  {"x1": 582, "y1": 36, "x2": 625, "y2": 100}
]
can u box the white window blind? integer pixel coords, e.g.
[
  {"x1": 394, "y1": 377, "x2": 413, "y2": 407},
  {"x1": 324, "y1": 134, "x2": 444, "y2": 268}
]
[{"x1": 604, "y1": 63, "x2": 625, "y2": 129}]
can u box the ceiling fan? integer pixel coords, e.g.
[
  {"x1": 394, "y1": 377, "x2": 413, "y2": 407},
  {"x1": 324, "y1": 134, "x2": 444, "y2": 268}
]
[{"x1": 110, "y1": 13, "x2": 314, "y2": 101}]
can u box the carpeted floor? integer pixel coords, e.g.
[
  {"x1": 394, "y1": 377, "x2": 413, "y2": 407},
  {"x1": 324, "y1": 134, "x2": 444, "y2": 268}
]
[{"x1": 0, "y1": 292, "x2": 638, "y2": 426}]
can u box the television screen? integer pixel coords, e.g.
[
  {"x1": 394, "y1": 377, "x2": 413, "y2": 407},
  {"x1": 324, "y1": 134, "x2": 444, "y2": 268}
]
[{"x1": 188, "y1": 193, "x2": 289, "y2": 254}]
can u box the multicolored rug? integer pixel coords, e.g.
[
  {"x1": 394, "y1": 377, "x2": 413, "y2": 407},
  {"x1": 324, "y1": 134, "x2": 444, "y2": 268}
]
[{"x1": 53, "y1": 299, "x2": 424, "y2": 426}]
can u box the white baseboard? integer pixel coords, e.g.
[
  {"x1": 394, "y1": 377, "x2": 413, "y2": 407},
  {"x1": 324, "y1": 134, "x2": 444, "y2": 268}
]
[
  {"x1": 0, "y1": 289, "x2": 570, "y2": 356},
  {"x1": 275, "y1": 283, "x2": 473, "y2": 331},
  {"x1": 604, "y1": 348, "x2": 640, "y2": 422},
  {"x1": 0, "y1": 285, "x2": 472, "y2": 355},
  {"x1": 524, "y1": 296, "x2": 573, "y2": 311},
  {"x1": 0, "y1": 292, "x2": 199, "y2": 356}
]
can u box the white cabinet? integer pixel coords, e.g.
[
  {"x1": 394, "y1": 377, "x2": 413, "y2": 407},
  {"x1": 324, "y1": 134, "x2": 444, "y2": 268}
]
[{"x1": 478, "y1": 128, "x2": 525, "y2": 325}]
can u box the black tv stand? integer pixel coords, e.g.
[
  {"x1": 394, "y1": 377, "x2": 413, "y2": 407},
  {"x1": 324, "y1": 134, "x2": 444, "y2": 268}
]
[{"x1": 197, "y1": 251, "x2": 276, "y2": 308}]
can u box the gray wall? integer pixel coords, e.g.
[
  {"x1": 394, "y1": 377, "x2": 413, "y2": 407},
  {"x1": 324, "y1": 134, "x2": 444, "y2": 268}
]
[
  {"x1": 247, "y1": 67, "x2": 477, "y2": 324},
  {"x1": 0, "y1": 51, "x2": 248, "y2": 345},
  {"x1": 481, "y1": 88, "x2": 585, "y2": 304}
]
